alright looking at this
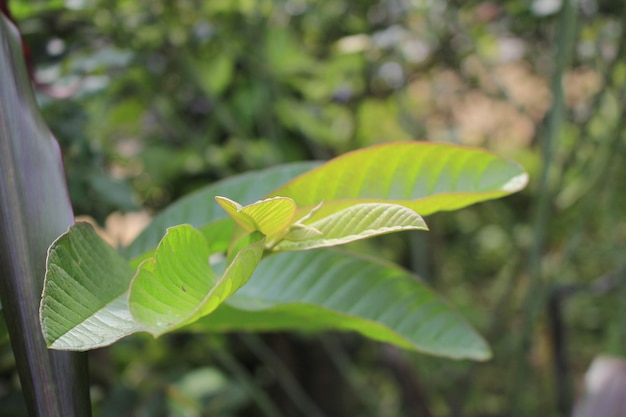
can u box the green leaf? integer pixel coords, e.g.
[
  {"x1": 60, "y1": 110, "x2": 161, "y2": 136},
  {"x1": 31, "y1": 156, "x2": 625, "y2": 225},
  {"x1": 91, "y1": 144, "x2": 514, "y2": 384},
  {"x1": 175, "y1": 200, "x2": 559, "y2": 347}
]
[
  {"x1": 124, "y1": 162, "x2": 320, "y2": 260},
  {"x1": 129, "y1": 225, "x2": 265, "y2": 336},
  {"x1": 41, "y1": 223, "x2": 138, "y2": 350},
  {"x1": 215, "y1": 196, "x2": 296, "y2": 236},
  {"x1": 271, "y1": 142, "x2": 528, "y2": 221},
  {"x1": 278, "y1": 203, "x2": 428, "y2": 250},
  {"x1": 193, "y1": 53, "x2": 234, "y2": 96},
  {"x1": 195, "y1": 249, "x2": 490, "y2": 361}
]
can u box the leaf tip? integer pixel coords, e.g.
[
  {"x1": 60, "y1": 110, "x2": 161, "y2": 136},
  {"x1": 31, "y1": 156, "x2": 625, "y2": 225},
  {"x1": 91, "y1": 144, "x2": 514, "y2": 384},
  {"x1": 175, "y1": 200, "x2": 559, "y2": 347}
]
[{"x1": 501, "y1": 172, "x2": 529, "y2": 193}]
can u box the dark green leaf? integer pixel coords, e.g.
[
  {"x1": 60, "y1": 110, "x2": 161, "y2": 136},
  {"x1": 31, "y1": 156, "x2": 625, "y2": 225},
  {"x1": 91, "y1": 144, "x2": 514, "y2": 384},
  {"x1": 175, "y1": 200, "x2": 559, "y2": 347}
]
[{"x1": 195, "y1": 249, "x2": 491, "y2": 360}]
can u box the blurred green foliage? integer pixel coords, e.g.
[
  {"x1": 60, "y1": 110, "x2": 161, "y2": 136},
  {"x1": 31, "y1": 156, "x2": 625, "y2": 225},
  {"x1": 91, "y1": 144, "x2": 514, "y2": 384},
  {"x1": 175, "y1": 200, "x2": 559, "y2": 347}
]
[{"x1": 1, "y1": 0, "x2": 626, "y2": 416}]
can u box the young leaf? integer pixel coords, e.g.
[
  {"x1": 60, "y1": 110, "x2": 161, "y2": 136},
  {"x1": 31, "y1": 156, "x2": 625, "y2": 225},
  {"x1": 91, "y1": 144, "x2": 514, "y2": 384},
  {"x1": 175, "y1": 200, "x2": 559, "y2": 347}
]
[
  {"x1": 215, "y1": 196, "x2": 296, "y2": 236},
  {"x1": 278, "y1": 203, "x2": 428, "y2": 251},
  {"x1": 124, "y1": 162, "x2": 319, "y2": 260},
  {"x1": 214, "y1": 197, "x2": 257, "y2": 232},
  {"x1": 128, "y1": 218, "x2": 238, "y2": 270},
  {"x1": 192, "y1": 249, "x2": 491, "y2": 361},
  {"x1": 271, "y1": 142, "x2": 528, "y2": 221}
]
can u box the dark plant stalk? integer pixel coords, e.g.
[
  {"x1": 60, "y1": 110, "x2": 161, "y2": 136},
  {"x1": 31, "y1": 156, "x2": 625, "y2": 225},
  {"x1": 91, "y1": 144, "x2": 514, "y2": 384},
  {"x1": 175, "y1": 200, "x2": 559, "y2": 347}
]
[
  {"x1": 0, "y1": 14, "x2": 91, "y2": 417},
  {"x1": 547, "y1": 286, "x2": 575, "y2": 415}
]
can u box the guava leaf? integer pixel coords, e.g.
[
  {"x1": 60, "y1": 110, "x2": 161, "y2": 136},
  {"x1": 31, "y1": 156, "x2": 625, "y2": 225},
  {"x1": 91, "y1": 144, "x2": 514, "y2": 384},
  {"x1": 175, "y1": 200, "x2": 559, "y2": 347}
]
[
  {"x1": 194, "y1": 249, "x2": 491, "y2": 361},
  {"x1": 278, "y1": 203, "x2": 428, "y2": 250},
  {"x1": 42, "y1": 142, "x2": 526, "y2": 357},
  {"x1": 271, "y1": 142, "x2": 528, "y2": 221}
]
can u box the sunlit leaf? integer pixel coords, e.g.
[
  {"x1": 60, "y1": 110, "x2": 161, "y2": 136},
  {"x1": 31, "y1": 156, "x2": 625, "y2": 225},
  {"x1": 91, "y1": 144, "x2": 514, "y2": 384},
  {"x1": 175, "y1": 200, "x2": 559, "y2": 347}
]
[
  {"x1": 129, "y1": 225, "x2": 217, "y2": 335},
  {"x1": 214, "y1": 197, "x2": 257, "y2": 232},
  {"x1": 283, "y1": 223, "x2": 323, "y2": 241},
  {"x1": 271, "y1": 142, "x2": 528, "y2": 221}
]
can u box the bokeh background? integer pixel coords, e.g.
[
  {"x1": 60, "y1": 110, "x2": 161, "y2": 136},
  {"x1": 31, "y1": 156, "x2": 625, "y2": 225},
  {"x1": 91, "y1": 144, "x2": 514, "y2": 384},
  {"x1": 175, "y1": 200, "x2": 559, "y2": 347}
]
[{"x1": 1, "y1": 1, "x2": 626, "y2": 416}]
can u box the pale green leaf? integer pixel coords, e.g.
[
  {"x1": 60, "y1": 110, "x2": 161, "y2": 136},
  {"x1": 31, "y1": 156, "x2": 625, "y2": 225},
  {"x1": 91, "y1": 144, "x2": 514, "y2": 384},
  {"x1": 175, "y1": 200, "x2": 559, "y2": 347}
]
[
  {"x1": 129, "y1": 225, "x2": 265, "y2": 336},
  {"x1": 195, "y1": 249, "x2": 490, "y2": 361},
  {"x1": 213, "y1": 197, "x2": 256, "y2": 232},
  {"x1": 278, "y1": 203, "x2": 428, "y2": 250},
  {"x1": 128, "y1": 218, "x2": 237, "y2": 270},
  {"x1": 129, "y1": 225, "x2": 217, "y2": 335}
]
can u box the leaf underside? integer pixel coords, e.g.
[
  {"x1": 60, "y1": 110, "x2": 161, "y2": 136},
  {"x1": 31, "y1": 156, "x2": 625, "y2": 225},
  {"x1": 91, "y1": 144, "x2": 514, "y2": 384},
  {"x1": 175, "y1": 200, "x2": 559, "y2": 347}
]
[
  {"x1": 41, "y1": 223, "x2": 137, "y2": 350},
  {"x1": 279, "y1": 203, "x2": 428, "y2": 250}
]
